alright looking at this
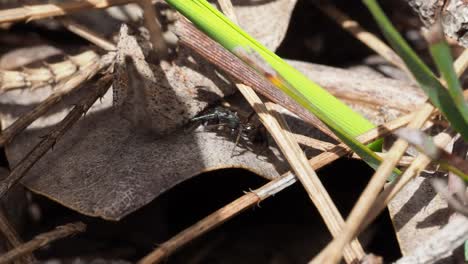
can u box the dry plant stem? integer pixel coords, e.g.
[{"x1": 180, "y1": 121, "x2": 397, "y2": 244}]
[
  {"x1": 266, "y1": 102, "x2": 365, "y2": 261},
  {"x1": 362, "y1": 130, "x2": 454, "y2": 229},
  {"x1": 394, "y1": 214, "x2": 468, "y2": 264},
  {"x1": 139, "y1": 0, "x2": 168, "y2": 58},
  {"x1": 310, "y1": 103, "x2": 435, "y2": 264},
  {"x1": 351, "y1": 90, "x2": 468, "y2": 237},
  {"x1": 314, "y1": 0, "x2": 406, "y2": 71},
  {"x1": 0, "y1": 222, "x2": 86, "y2": 264},
  {"x1": 215, "y1": 1, "x2": 364, "y2": 261},
  {"x1": 138, "y1": 112, "x2": 414, "y2": 264},
  {"x1": 0, "y1": 50, "x2": 99, "y2": 91},
  {"x1": 60, "y1": 18, "x2": 116, "y2": 51},
  {"x1": 0, "y1": 75, "x2": 112, "y2": 199},
  {"x1": 293, "y1": 133, "x2": 415, "y2": 165},
  {"x1": 0, "y1": 0, "x2": 132, "y2": 24},
  {"x1": 0, "y1": 210, "x2": 35, "y2": 263},
  {"x1": 175, "y1": 19, "x2": 339, "y2": 142},
  {"x1": 454, "y1": 48, "x2": 468, "y2": 76},
  {"x1": 0, "y1": 56, "x2": 108, "y2": 146}
]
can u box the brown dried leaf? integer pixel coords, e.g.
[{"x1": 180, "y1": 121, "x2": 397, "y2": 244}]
[
  {"x1": 6, "y1": 107, "x2": 286, "y2": 220},
  {"x1": 2, "y1": 25, "x2": 287, "y2": 220}
]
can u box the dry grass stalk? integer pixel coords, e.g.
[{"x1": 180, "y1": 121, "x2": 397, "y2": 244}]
[
  {"x1": 138, "y1": 108, "x2": 415, "y2": 264},
  {"x1": 0, "y1": 50, "x2": 99, "y2": 92},
  {"x1": 326, "y1": 90, "x2": 468, "y2": 260},
  {"x1": 0, "y1": 210, "x2": 35, "y2": 263},
  {"x1": 292, "y1": 132, "x2": 337, "y2": 151},
  {"x1": 293, "y1": 132, "x2": 415, "y2": 165},
  {"x1": 313, "y1": 0, "x2": 407, "y2": 71},
  {"x1": 310, "y1": 48, "x2": 468, "y2": 263},
  {"x1": 215, "y1": 1, "x2": 364, "y2": 261},
  {"x1": 0, "y1": 222, "x2": 86, "y2": 264},
  {"x1": 454, "y1": 48, "x2": 468, "y2": 76},
  {"x1": 0, "y1": 53, "x2": 115, "y2": 146},
  {"x1": 139, "y1": 0, "x2": 168, "y2": 58},
  {"x1": 361, "y1": 122, "x2": 457, "y2": 230},
  {"x1": 60, "y1": 18, "x2": 117, "y2": 51},
  {"x1": 267, "y1": 101, "x2": 365, "y2": 261},
  {"x1": 0, "y1": 0, "x2": 132, "y2": 24},
  {"x1": 0, "y1": 75, "x2": 112, "y2": 199},
  {"x1": 310, "y1": 103, "x2": 434, "y2": 264}
]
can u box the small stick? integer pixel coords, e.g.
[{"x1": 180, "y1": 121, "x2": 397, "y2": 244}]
[
  {"x1": 313, "y1": 0, "x2": 407, "y2": 71},
  {"x1": 315, "y1": 89, "x2": 468, "y2": 261},
  {"x1": 138, "y1": 110, "x2": 414, "y2": 264},
  {"x1": 0, "y1": 222, "x2": 86, "y2": 264},
  {"x1": 361, "y1": 129, "x2": 454, "y2": 230},
  {"x1": 0, "y1": 50, "x2": 99, "y2": 92},
  {"x1": 310, "y1": 103, "x2": 434, "y2": 264},
  {"x1": 60, "y1": 18, "x2": 116, "y2": 51},
  {"x1": 139, "y1": 0, "x2": 168, "y2": 58},
  {"x1": 0, "y1": 0, "x2": 132, "y2": 24},
  {"x1": 215, "y1": 2, "x2": 364, "y2": 261},
  {"x1": 454, "y1": 48, "x2": 468, "y2": 76},
  {"x1": 310, "y1": 53, "x2": 468, "y2": 263},
  {"x1": 0, "y1": 75, "x2": 112, "y2": 199},
  {"x1": 0, "y1": 53, "x2": 115, "y2": 146},
  {"x1": 0, "y1": 209, "x2": 35, "y2": 263}
]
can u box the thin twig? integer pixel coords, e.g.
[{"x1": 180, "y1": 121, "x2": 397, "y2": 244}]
[
  {"x1": 0, "y1": 50, "x2": 100, "y2": 92},
  {"x1": 60, "y1": 18, "x2": 116, "y2": 51},
  {"x1": 310, "y1": 48, "x2": 468, "y2": 263},
  {"x1": 0, "y1": 222, "x2": 86, "y2": 264},
  {"x1": 0, "y1": 209, "x2": 35, "y2": 263},
  {"x1": 0, "y1": 0, "x2": 132, "y2": 24},
  {"x1": 293, "y1": 132, "x2": 415, "y2": 165},
  {"x1": 454, "y1": 48, "x2": 468, "y2": 76},
  {"x1": 362, "y1": 129, "x2": 455, "y2": 229},
  {"x1": 393, "y1": 215, "x2": 468, "y2": 264},
  {"x1": 313, "y1": 0, "x2": 407, "y2": 71},
  {"x1": 0, "y1": 75, "x2": 112, "y2": 199},
  {"x1": 328, "y1": 89, "x2": 468, "y2": 252},
  {"x1": 139, "y1": 0, "x2": 168, "y2": 58},
  {"x1": 310, "y1": 103, "x2": 434, "y2": 264},
  {"x1": 138, "y1": 111, "x2": 414, "y2": 264},
  {"x1": 0, "y1": 53, "x2": 115, "y2": 147},
  {"x1": 216, "y1": 2, "x2": 365, "y2": 261}
]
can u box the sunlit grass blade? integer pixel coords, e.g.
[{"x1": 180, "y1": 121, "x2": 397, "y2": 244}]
[
  {"x1": 426, "y1": 22, "x2": 468, "y2": 123},
  {"x1": 363, "y1": 0, "x2": 468, "y2": 140},
  {"x1": 165, "y1": 1, "x2": 377, "y2": 139}
]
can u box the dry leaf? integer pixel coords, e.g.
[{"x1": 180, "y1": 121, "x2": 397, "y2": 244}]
[{"x1": 3, "y1": 25, "x2": 288, "y2": 220}]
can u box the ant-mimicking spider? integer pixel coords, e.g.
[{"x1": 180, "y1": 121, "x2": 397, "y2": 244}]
[{"x1": 191, "y1": 106, "x2": 267, "y2": 154}]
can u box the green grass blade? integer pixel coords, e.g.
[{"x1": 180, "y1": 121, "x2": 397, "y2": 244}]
[
  {"x1": 164, "y1": 0, "x2": 394, "y2": 173},
  {"x1": 363, "y1": 0, "x2": 468, "y2": 140},
  {"x1": 427, "y1": 23, "x2": 468, "y2": 124},
  {"x1": 165, "y1": 1, "x2": 376, "y2": 136}
]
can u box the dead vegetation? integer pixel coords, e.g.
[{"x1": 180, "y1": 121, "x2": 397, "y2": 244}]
[{"x1": 0, "y1": 0, "x2": 466, "y2": 263}]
